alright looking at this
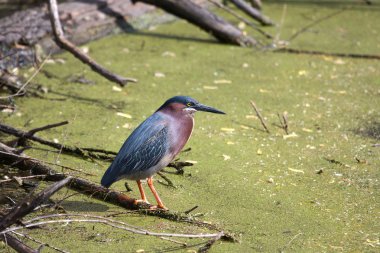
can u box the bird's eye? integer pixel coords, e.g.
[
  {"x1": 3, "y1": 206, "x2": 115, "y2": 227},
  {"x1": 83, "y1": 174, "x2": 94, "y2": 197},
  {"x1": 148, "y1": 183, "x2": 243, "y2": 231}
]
[{"x1": 186, "y1": 102, "x2": 192, "y2": 107}]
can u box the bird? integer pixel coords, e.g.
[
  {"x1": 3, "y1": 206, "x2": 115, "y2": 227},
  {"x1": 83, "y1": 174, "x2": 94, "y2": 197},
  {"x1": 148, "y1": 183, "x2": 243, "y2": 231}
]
[{"x1": 101, "y1": 96, "x2": 225, "y2": 210}]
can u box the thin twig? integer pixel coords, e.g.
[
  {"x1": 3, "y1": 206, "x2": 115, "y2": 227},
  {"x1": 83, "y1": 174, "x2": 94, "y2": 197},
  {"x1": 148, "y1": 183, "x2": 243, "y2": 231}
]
[
  {"x1": 0, "y1": 175, "x2": 47, "y2": 184},
  {"x1": 160, "y1": 236, "x2": 188, "y2": 246},
  {"x1": 277, "y1": 112, "x2": 289, "y2": 135},
  {"x1": 157, "y1": 171, "x2": 176, "y2": 188},
  {"x1": 184, "y1": 206, "x2": 199, "y2": 215},
  {"x1": 197, "y1": 232, "x2": 223, "y2": 253},
  {"x1": 12, "y1": 231, "x2": 69, "y2": 253},
  {"x1": 288, "y1": 8, "x2": 346, "y2": 42},
  {"x1": 274, "y1": 47, "x2": 380, "y2": 60},
  {"x1": 250, "y1": 101, "x2": 270, "y2": 133},
  {"x1": 27, "y1": 121, "x2": 69, "y2": 136},
  {"x1": 47, "y1": 0, "x2": 137, "y2": 86},
  {"x1": 207, "y1": 0, "x2": 272, "y2": 39}
]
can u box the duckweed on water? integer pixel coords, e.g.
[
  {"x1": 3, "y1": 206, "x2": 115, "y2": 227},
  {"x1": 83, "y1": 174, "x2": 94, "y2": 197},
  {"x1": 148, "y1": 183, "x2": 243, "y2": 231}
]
[{"x1": 1, "y1": 2, "x2": 380, "y2": 252}]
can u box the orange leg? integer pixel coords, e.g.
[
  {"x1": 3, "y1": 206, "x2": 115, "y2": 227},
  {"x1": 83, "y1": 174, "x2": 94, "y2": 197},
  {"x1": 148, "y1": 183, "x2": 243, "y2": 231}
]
[
  {"x1": 147, "y1": 177, "x2": 168, "y2": 210},
  {"x1": 134, "y1": 180, "x2": 150, "y2": 204}
]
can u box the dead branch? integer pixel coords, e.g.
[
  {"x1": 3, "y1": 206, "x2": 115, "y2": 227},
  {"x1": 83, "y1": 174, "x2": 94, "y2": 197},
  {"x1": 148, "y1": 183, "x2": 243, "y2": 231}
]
[
  {"x1": 197, "y1": 232, "x2": 223, "y2": 253},
  {"x1": 288, "y1": 8, "x2": 346, "y2": 42},
  {"x1": 229, "y1": 0, "x2": 274, "y2": 26},
  {"x1": 0, "y1": 122, "x2": 114, "y2": 160},
  {"x1": 47, "y1": 0, "x2": 137, "y2": 86},
  {"x1": 277, "y1": 112, "x2": 289, "y2": 135},
  {"x1": 157, "y1": 171, "x2": 176, "y2": 187},
  {"x1": 0, "y1": 234, "x2": 38, "y2": 253},
  {"x1": 133, "y1": 0, "x2": 257, "y2": 46},
  {"x1": 250, "y1": 101, "x2": 270, "y2": 133},
  {"x1": 0, "y1": 177, "x2": 72, "y2": 231},
  {"x1": 4, "y1": 213, "x2": 223, "y2": 240},
  {"x1": 274, "y1": 47, "x2": 380, "y2": 60}
]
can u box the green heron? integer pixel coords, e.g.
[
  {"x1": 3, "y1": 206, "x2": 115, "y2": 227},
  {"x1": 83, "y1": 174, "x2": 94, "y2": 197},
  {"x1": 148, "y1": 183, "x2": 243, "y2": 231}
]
[{"x1": 101, "y1": 96, "x2": 225, "y2": 209}]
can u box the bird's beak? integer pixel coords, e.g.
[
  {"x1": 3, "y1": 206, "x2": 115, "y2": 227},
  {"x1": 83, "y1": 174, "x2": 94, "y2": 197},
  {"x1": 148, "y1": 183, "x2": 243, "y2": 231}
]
[{"x1": 193, "y1": 103, "x2": 226, "y2": 114}]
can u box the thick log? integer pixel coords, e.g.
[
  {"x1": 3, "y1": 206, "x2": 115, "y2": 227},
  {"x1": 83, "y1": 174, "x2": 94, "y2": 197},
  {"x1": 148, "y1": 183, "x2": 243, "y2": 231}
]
[
  {"x1": 134, "y1": 0, "x2": 256, "y2": 46},
  {"x1": 229, "y1": 0, "x2": 273, "y2": 26}
]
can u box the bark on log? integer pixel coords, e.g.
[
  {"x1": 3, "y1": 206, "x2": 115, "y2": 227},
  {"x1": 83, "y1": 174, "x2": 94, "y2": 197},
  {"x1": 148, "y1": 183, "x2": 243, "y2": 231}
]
[
  {"x1": 229, "y1": 0, "x2": 273, "y2": 26},
  {"x1": 0, "y1": 0, "x2": 157, "y2": 70},
  {"x1": 134, "y1": 0, "x2": 256, "y2": 46}
]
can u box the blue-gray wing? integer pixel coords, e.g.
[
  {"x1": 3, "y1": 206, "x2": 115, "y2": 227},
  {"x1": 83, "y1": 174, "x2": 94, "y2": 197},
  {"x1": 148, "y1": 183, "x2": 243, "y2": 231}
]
[{"x1": 101, "y1": 113, "x2": 169, "y2": 187}]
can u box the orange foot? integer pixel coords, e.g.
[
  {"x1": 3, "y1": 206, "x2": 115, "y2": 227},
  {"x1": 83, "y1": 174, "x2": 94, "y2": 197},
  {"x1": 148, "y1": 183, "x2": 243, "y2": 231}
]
[
  {"x1": 134, "y1": 199, "x2": 150, "y2": 206},
  {"x1": 149, "y1": 204, "x2": 169, "y2": 211}
]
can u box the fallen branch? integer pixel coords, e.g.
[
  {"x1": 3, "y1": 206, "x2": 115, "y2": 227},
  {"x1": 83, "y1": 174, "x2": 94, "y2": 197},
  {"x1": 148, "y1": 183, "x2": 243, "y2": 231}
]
[
  {"x1": 197, "y1": 232, "x2": 223, "y2": 253},
  {"x1": 133, "y1": 0, "x2": 256, "y2": 46},
  {"x1": 0, "y1": 234, "x2": 38, "y2": 253},
  {"x1": 274, "y1": 47, "x2": 380, "y2": 60},
  {"x1": 288, "y1": 8, "x2": 346, "y2": 42},
  {"x1": 0, "y1": 177, "x2": 72, "y2": 231},
  {"x1": 250, "y1": 101, "x2": 270, "y2": 133},
  {"x1": 229, "y1": 0, "x2": 274, "y2": 26},
  {"x1": 3, "y1": 213, "x2": 222, "y2": 240},
  {"x1": 47, "y1": 0, "x2": 137, "y2": 86},
  {"x1": 0, "y1": 122, "x2": 114, "y2": 160}
]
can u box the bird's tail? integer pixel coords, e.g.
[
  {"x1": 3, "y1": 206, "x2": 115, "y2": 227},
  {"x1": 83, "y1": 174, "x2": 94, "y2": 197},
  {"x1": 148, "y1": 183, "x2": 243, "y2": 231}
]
[{"x1": 101, "y1": 165, "x2": 117, "y2": 188}]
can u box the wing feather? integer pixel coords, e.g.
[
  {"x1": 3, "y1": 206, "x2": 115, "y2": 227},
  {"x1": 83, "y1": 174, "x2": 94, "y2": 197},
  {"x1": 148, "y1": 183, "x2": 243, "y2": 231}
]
[{"x1": 101, "y1": 113, "x2": 169, "y2": 187}]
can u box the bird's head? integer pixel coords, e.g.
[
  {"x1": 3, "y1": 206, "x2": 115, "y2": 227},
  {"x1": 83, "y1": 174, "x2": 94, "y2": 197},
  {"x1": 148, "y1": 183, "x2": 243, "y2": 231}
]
[{"x1": 157, "y1": 96, "x2": 225, "y2": 116}]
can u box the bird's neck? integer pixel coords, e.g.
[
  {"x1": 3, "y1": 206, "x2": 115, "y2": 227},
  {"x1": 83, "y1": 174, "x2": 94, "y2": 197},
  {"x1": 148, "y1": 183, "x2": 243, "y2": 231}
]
[{"x1": 159, "y1": 109, "x2": 194, "y2": 158}]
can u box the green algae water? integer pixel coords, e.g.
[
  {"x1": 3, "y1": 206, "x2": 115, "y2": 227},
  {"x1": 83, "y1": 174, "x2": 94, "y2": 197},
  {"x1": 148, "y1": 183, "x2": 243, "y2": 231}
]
[{"x1": 1, "y1": 2, "x2": 380, "y2": 252}]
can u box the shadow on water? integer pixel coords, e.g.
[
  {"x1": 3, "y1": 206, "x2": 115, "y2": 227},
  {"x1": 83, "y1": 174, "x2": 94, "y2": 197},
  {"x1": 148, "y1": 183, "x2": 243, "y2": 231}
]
[
  {"x1": 126, "y1": 31, "x2": 220, "y2": 45},
  {"x1": 353, "y1": 117, "x2": 380, "y2": 140},
  {"x1": 61, "y1": 200, "x2": 109, "y2": 212}
]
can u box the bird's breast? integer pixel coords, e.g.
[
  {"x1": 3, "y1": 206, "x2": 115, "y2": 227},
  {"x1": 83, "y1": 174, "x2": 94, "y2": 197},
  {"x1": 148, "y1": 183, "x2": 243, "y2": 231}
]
[{"x1": 167, "y1": 115, "x2": 194, "y2": 157}]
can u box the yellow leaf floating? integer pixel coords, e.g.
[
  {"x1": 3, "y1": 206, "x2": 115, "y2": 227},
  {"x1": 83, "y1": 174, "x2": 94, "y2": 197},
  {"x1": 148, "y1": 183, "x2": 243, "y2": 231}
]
[
  {"x1": 213, "y1": 79, "x2": 232, "y2": 84},
  {"x1": 259, "y1": 88, "x2": 270, "y2": 93},
  {"x1": 302, "y1": 128, "x2": 313, "y2": 133},
  {"x1": 116, "y1": 112, "x2": 132, "y2": 118},
  {"x1": 112, "y1": 86, "x2": 122, "y2": 92},
  {"x1": 203, "y1": 86, "x2": 218, "y2": 90},
  {"x1": 283, "y1": 132, "x2": 298, "y2": 139},
  {"x1": 227, "y1": 141, "x2": 235, "y2": 145},
  {"x1": 257, "y1": 149, "x2": 263, "y2": 155},
  {"x1": 245, "y1": 114, "x2": 258, "y2": 119},
  {"x1": 221, "y1": 128, "x2": 235, "y2": 132},
  {"x1": 288, "y1": 167, "x2": 304, "y2": 174},
  {"x1": 223, "y1": 154, "x2": 231, "y2": 160}
]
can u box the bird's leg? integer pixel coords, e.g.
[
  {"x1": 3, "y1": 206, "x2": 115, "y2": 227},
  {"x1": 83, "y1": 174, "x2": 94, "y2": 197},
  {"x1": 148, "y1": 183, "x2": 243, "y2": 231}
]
[
  {"x1": 134, "y1": 180, "x2": 150, "y2": 205},
  {"x1": 147, "y1": 177, "x2": 168, "y2": 210}
]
